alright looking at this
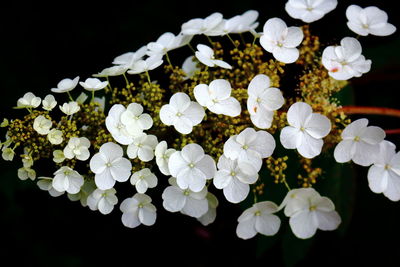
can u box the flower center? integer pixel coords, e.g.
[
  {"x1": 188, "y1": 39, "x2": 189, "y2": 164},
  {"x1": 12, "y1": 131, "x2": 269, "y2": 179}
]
[
  {"x1": 242, "y1": 144, "x2": 249, "y2": 150},
  {"x1": 256, "y1": 97, "x2": 261, "y2": 103},
  {"x1": 384, "y1": 164, "x2": 391, "y2": 170},
  {"x1": 277, "y1": 42, "x2": 283, "y2": 47},
  {"x1": 137, "y1": 143, "x2": 143, "y2": 148},
  {"x1": 300, "y1": 127, "x2": 305, "y2": 132},
  {"x1": 183, "y1": 190, "x2": 190, "y2": 196},
  {"x1": 362, "y1": 24, "x2": 369, "y2": 29},
  {"x1": 306, "y1": 7, "x2": 314, "y2": 11},
  {"x1": 188, "y1": 163, "x2": 195, "y2": 168},
  {"x1": 230, "y1": 171, "x2": 236, "y2": 177},
  {"x1": 117, "y1": 123, "x2": 124, "y2": 130},
  {"x1": 102, "y1": 193, "x2": 107, "y2": 197},
  {"x1": 176, "y1": 112, "x2": 182, "y2": 117},
  {"x1": 254, "y1": 211, "x2": 261, "y2": 216},
  {"x1": 309, "y1": 205, "x2": 317, "y2": 211},
  {"x1": 138, "y1": 203, "x2": 144, "y2": 208},
  {"x1": 354, "y1": 136, "x2": 360, "y2": 142},
  {"x1": 106, "y1": 162, "x2": 112, "y2": 167},
  {"x1": 139, "y1": 175, "x2": 144, "y2": 180}
]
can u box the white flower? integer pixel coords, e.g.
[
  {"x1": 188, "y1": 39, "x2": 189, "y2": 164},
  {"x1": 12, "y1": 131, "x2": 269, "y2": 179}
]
[
  {"x1": 159, "y1": 92, "x2": 205, "y2": 134},
  {"x1": 368, "y1": 141, "x2": 400, "y2": 201},
  {"x1": 280, "y1": 102, "x2": 331, "y2": 159},
  {"x1": 247, "y1": 74, "x2": 284, "y2": 129},
  {"x1": 59, "y1": 101, "x2": 80, "y2": 116},
  {"x1": 285, "y1": 0, "x2": 338, "y2": 23},
  {"x1": 194, "y1": 79, "x2": 241, "y2": 117},
  {"x1": 182, "y1": 56, "x2": 200, "y2": 80},
  {"x1": 42, "y1": 94, "x2": 57, "y2": 111},
  {"x1": 2, "y1": 147, "x2": 15, "y2": 161},
  {"x1": 33, "y1": 115, "x2": 52, "y2": 135},
  {"x1": 213, "y1": 155, "x2": 258, "y2": 203},
  {"x1": 147, "y1": 32, "x2": 181, "y2": 57},
  {"x1": 236, "y1": 201, "x2": 281, "y2": 239},
  {"x1": 87, "y1": 188, "x2": 118, "y2": 215},
  {"x1": 155, "y1": 141, "x2": 176, "y2": 175},
  {"x1": 79, "y1": 78, "x2": 108, "y2": 91},
  {"x1": 47, "y1": 129, "x2": 63, "y2": 145},
  {"x1": 127, "y1": 55, "x2": 163, "y2": 75},
  {"x1": 67, "y1": 180, "x2": 96, "y2": 207},
  {"x1": 169, "y1": 143, "x2": 216, "y2": 192},
  {"x1": 224, "y1": 127, "x2": 275, "y2": 174},
  {"x1": 113, "y1": 46, "x2": 147, "y2": 67},
  {"x1": 197, "y1": 192, "x2": 219, "y2": 226},
  {"x1": 130, "y1": 168, "x2": 158, "y2": 194},
  {"x1": 120, "y1": 103, "x2": 153, "y2": 137},
  {"x1": 127, "y1": 134, "x2": 158, "y2": 162},
  {"x1": 181, "y1": 12, "x2": 223, "y2": 36},
  {"x1": 52, "y1": 166, "x2": 84, "y2": 194},
  {"x1": 22, "y1": 154, "x2": 33, "y2": 167},
  {"x1": 37, "y1": 177, "x2": 64, "y2": 197},
  {"x1": 280, "y1": 188, "x2": 341, "y2": 239},
  {"x1": 346, "y1": 5, "x2": 396, "y2": 36},
  {"x1": 322, "y1": 37, "x2": 371, "y2": 80},
  {"x1": 53, "y1": 150, "x2": 65, "y2": 163},
  {"x1": 120, "y1": 193, "x2": 157, "y2": 228},
  {"x1": 162, "y1": 177, "x2": 209, "y2": 218},
  {"x1": 106, "y1": 104, "x2": 134, "y2": 145},
  {"x1": 90, "y1": 142, "x2": 132, "y2": 190},
  {"x1": 63, "y1": 137, "x2": 91, "y2": 161},
  {"x1": 334, "y1": 118, "x2": 385, "y2": 166},
  {"x1": 195, "y1": 44, "x2": 232, "y2": 69},
  {"x1": 259, "y1": 18, "x2": 304, "y2": 64},
  {"x1": 18, "y1": 166, "x2": 36, "y2": 180},
  {"x1": 51, "y1": 76, "x2": 79, "y2": 93},
  {"x1": 230, "y1": 10, "x2": 259, "y2": 34},
  {"x1": 93, "y1": 65, "x2": 128, "y2": 77},
  {"x1": 17, "y1": 92, "x2": 41, "y2": 108}
]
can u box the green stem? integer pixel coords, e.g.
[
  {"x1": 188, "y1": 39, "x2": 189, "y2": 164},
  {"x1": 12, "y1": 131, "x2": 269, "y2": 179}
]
[
  {"x1": 91, "y1": 90, "x2": 95, "y2": 101},
  {"x1": 252, "y1": 35, "x2": 258, "y2": 46},
  {"x1": 187, "y1": 43, "x2": 196, "y2": 53},
  {"x1": 165, "y1": 52, "x2": 173, "y2": 67},
  {"x1": 206, "y1": 35, "x2": 214, "y2": 47},
  {"x1": 122, "y1": 73, "x2": 129, "y2": 87},
  {"x1": 282, "y1": 178, "x2": 291, "y2": 191},
  {"x1": 226, "y1": 34, "x2": 238, "y2": 48},
  {"x1": 145, "y1": 71, "x2": 151, "y2": 84},
  {"x1": 253, "y1": 189, "x2": 258, "y2": 204}
]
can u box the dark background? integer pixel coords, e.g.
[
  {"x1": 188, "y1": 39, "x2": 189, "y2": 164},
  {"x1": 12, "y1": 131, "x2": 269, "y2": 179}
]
[{"x1": 0, "y1": 0, "x2": 399, "y2": 266}]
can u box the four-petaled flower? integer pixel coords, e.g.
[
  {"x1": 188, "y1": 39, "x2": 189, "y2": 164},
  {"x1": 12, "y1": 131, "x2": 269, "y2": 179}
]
[
  {"x1": 160, "y1": 92, "x2": 205, "y2": 134},
  {"x1": 33, "y1": 115, "x2": 52, "y2": 135},
  {"x1": 168, "y1": 143, "x2": 216, "y2": 192},
  {"x1": 181, "y1": 12, "x2": 223, "y2": 36},
  {"x1": 79, "y1": 78, "x2": 108, "y2": 91},
  {"x1": 17, "y1": 92, "x2": 41, "y2": 108},
  {"x1": 90, "y1": 142, "x2": 132, "y2": 190},
  {"x1": 52, "y1": 166, "x2": 84, "y2": 194},
  {"x1": 195, "y1": 44, "x2": 232, "y2": 69},
  {"x1": 155, "y1": 141, "x2": 176, "y2": 175},
  {"x1": 87, "y1": 188, "x2": 118, "y2": 215},
  {"x1": 285, "y1": 0, "x2": 338, "y2": 23},
  {"x1": 260, "y1": 18, "x2": 304, "y2": 64},
  {"x1": 280, "y1": 102, "x2": 331, "y2": 159},
  {"x1": 51, "y1": 76, "x2": 79, "y2": 93},
  {"x1": 59, "y1": 101, "x2": 80, "y2": 115},
  {"x1": 63, "y1": 137, "x2": 91, "y2": 161},
  {"x1": 120, "y1": 103, "x2": 153, "y2": 137},
  {"x1": 127, "y1": 55, "x2": 163, "y2": 75},
  {"x1": 194, "y1": 79, "x2": 241, "y2": 117},
  {"x1": 130, "y1": 168, "x2": 158, "y2": 194},
  {"x1": 127, "y1": 133, "x2": 158, "y2": 162},
  {"x1": 120, "y1": 193, "x2": 157, "y2": 228},
  {"x1": 42, "y1": 94, "x2": 57, "y2": 111}
]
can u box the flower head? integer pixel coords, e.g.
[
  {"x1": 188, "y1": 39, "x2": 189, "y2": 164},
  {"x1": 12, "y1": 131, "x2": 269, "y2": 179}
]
[
  {"x1": 285, "y1": 0, "x2": 338, "y2": 23},
  {"x1": 194, "y1": 79, "x2": 241, "y2": 117},
  {"x1": 113, "y1": 46, "x2": 147, "y2": 67},
  {"x1": 63, "y1": 137, "x2": 91, "y2": 161},
  {"x1": 280, "y1": 102, "x2": 331, "y2": 159},
  {"x1": 322, "y1": 37, "x2": 371, "y2": 80},
  {"x1": 195, "y1": 44, "x2": 232, "y2": 69},
  {"x1": 334, "y1": 118, "x2": 385, "y2": 166},
  {"x1": 155, "y1": 141, "x2": 176, "y2": 176},
  {"x1": 147, "y1": 32, "x2": 181, "y2": 57},
  {"x1": 130, "y1": 168, "x2": 158, "y2": 194},
  {"x1": 127, "y1": 55, "x2": 163, "y2": 75},
  {"x1": 120, "y1": 193, "x2": 157, "y2": 228},
  {"x1": 346, "y1": 5, "x2": 396, "y2": 36},
  {"x1": 159, "y1": 92, "x2": 205, "y2": 134},
  {"x1": 37, "y1": 177, "x2": 64, "y2": 197},
  {"x1": 59, "y1": 101, "x2": 80, "y2": 115},
  {"x1": 197, "y1": 192, "x2": 219, "y2": 226},
  {"x1": 169, "y1": 143, "x2": 216, "y2": 192},
  {"x1": 236, "y1": 201, "x2": 281, "y2": 239},
  {"x1": 89, "y1": 142, "x2": 132, "y2": 190},
  {"x1": 51, "y1": 76, "x2": 79, "y2": 93},
  {"x1": 47, "y1": 129, "x2": 63, "y2": 145},
  {"x1": 87, "y1": 188, "x2": 118, "y2": 215},
  {"x1": 79, "y1": 78, "x2": 108, "y2": 91},
  {"x1": 247, "y1": 74, "x2": 284, "y2": 129},
  {"x1": 368, "y1": 141, "x2": 400, "y2": 201},
  {"x1": 33, "y1": 115, "x2": 52, "y2": 135},
  {"x1": 17, "y1": 92, "x2": 41, "y2": 108},
  {"x1": 42, "y1": 94, "x2": 57, "y2": 111},
  {"x1": 127, "y1": 133, "x2": 158, "y2": 162},
  {"x1": 260, "y1": 18, "x2": 303, "y2": 64},
  {"x1": 93, "y1": 65, "x2": 127, "y2": 77},
  {"x1": 105, "y1": 104, "x2": 134, "y2": 145},
  {"x1": 52, "y1": 166, "x2": 84, "y2": 194},
  {"x1": 230, "y1": 10, "x2": 259, "y2": 34},
  {"x1": 120, "y1": 103, "x2": 153, "y2": 137},
  {"x1": 181, "y1": 12, "x2": 223, "y2": 36},
  {"x1": 18, "y1": 166, "x2": 36, "y2": 181}
]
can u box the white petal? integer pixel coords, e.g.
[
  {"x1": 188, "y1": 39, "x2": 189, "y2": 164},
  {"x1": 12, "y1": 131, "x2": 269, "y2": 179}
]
[
  {"x1": 170, "y1": 92, "x2": 191, "y2": 111},
  {"x1": 305, "y1": 113, "x2": 331, "y2": 139},
  {"x1": 138, "y1": 146, "x2": 155, "y2": 162},
  {"x1": 260, "y1": 87, "x2": 284, "y2": 111},
  {"x1": 361, "y1": 126, "x2": 385, "y2": 145},
  {"x1": 183, "y1": 102, "x2": 205, "y2": 125},
  {"x1": 182, "y1": 197, "x2": 208, "y2": 218},
  {"x1": 223, "y1": 136, "x2": 241, "y2": 160},
  {"x1": 52, "y1": 175, "x2": 67, "y2": 193},
  {"x1": 341, "y1": 118, "x2": 368, "y2": 139},
  {"x1": 369, "y1": 23, "x2": 396, "y2": 36},
  {"x1": 236, "y1": 218, "x2": 257, "y2": 239},
  {"x1": 138, "y1": 114, "x2": 153, "y2": 130},
  {"x1": 95, "y1": 169, "x2": 116, "y2": 190},
  {"x1": 250, "y1": 130, "x2": 276, "y2": 158},
  {"x1": 383, "y1": 173, "x2": 400, "y2": 201},
  {"x1": 353, "y1": 142, "x2": 379, "y2": 166},
  {"x1": 162, "y1": 186, "x2": 186, "y2": 212},
  {"x1": 333, "y1": 140, "x2": 353, "y2": 163},
  {"x1": 297, "y1": 132, "x2": 323, "y2": 159},
  {"x1": 98, "y1": 197, "x2": 114, "y2": 215},
  {"x1": 195, "y1": 155, "x2": 216, "y2": 179},
  {"x1": 248, "y1": 74, "x2": 270, "y2": 96},
  {"x1": 250, "y1": 108, "x2": 274, "y2": 129},
  {"x1": 209, "y1": 79, "x2": 232, "y2": 100},
  {"x1": 197, "y1": 44, "x2": 214, "y2": 58},
  {"x1": 223, "y1": 178, "x2": 250, "y2": 203},
  {"x1": 255, "y1": 214, "x2": 281, "y2": 236},
  {"x1": 287, "y1": 102, "x2": 312, "y2": 128},
  {"x1": 110, "y1": 158, "x2": 131, "y2": 182},
  {"x1": 213, "y1": 171, "x2": 232, "y2": 189},
  {"x1": 135, "y1": 180, "x2": 149, "y2": 194},
  {"x1": 289, "y1": 210, "x2": 317, "y2": 239},
  {"x1": 168, "y1": 151, "x2": 187, "y2": 177},
  {"x1": 139, "y1": 206, "x2": 157, "y2": 226},
  {"x1": 283, "y1": 26, "x2": 303, "y2": 47},
  {"x1": 315, "y1": 210, "x2": 341, "y2": 231},
  {"x1": 174, "y1": 117, "x2": 193, "y2": 134},
  {"x1": 195, "y1": 51, "x2": 215, "y2": 67},
  {"x1": 368, "y1": 165, "x2": 387, "y2": 193},
  {"x1": 273, "y1": 47, "x2": 299, "y2": 64},
  {"x1": 263, "y1": 17, "x2": 287, "y2": 41},
  {"x1": 340, "y1": 37, "x2": 362, "y2": 62},
  {"x1": 159, "y1": 104, "x2": 176, "y2": 126},
  {"x1": 280, "y1": 126, "x2": 301, "y2": 149},
  {"x1": 122, "y1": 211, "x2": 141, "y2": 228},
  {"x1": 194, "y1": 84, "x2": 212, "y2": 107},
  {"x1": 99, "y1": 142, "x2": 123, "y2": 162},
  {"x1": 211, "y1": 97, "x2": 241, "y2": 117},
  {"x1": 181, "y1": 143, "x2": 205, "y2": 164}
]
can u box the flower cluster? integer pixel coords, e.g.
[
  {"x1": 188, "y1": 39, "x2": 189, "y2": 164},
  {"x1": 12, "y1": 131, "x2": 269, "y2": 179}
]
[{"x1": 1, "y1": 1, "x2": 397, "y2": 240}]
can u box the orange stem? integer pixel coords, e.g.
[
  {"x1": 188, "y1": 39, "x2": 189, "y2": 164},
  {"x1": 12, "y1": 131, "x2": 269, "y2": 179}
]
[{"x1": 339, "y1": 106, "x2": 400, "y2": 118}]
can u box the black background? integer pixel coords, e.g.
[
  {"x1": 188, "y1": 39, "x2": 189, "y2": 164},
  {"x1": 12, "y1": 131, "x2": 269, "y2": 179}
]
[{"x1": 1, "y1": 0, "x2": 399, "y2": 266}]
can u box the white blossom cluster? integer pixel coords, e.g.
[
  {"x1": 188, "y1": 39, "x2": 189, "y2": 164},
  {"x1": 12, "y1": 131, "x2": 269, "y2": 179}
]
[{"x1": 0, "y1": 0, "x2": 397, "y2": 241}]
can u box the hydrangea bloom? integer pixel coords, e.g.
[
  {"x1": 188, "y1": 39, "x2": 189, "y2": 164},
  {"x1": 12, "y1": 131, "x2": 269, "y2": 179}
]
[
  {"x1": 280, "y1": 188, "x2": 341, "y2": 239},
  {"x1": 33, "y1": 115, "x2": 52, "y2": 135},
  {"x1": 236, "y1": 201, "x2": 281, "y2": 239},
  {"x1": 198, "y1": 192, "x2": 219, "y2": 226},
  {"x1": 147, "y1": 32, "x2": 181, "y2": 57},
  {"x1": 260, "y1": 18, "x2": 304, "y2": 64},
  {"x1": 280, "y1": 102, "x2": 331, "y2": 159},
  {"x1": 224, "y1": 127, "x2": 275, "y2": 173},
  {"x1": 130, "y1": 168, "x2": 158, "y2": 194},
  {"x1": 181, "y1": 12, "x2": 223, "y2": 36},
  {"x1": 59, "y1": 101, "x2": 80, "y2": 115},
  {"x1": 155, "y1": 141, "x2": 176, "y2": 175},
  {"x1": 162, "y1": 177, "x2": 209, "y2": 218},
  {"x1": 322, "y1": 37, "x2": 371, "y2": 80},
  {"x1": 47, "y1": 129, "x2": 63, "y2": 145},
  {"x1": 37, "y1": 177, "x2": 64, "y2": 197},
  {"x1": 79, "y1": 78, "x2": 108, "y2": 91},
  {"x1": 120, "y1": 193, "x2": 157, "y2": 228},
  {"x1": 120, "y1": 103, "x2": 153, "y2": 137},
  {"x1": 334, "y1": 118, "x2": 385, "y2": 166},
  {"x1": 127, "y1": 134, "x2": 158, "y2": 162},
  {"x1": 168, "y1": 143, "x2": 216, "y2": 192},
  {"x1": 93, "y1": 65, "x2": 128, "y2": 77},
  {"x1": 127, "y1": 55, "x2": 163, "y2": 75},
  {"x1": 194, "y1": 79, "x2": 241, "y2": 117},
  {"x1": 247, "y1": 74, "x2": 284, "y2": 129},
  {"x1": 51, "y1": 76, "x2": 79, "y2": 93},
  {"x1": 229, "y1": 10, "x2": 259, "y2": 34},
  {"x1": 42, "y1": 94, "x2": 57, "y2": 111},
  {"x1": 346, "y1": 5, "x2": 396, "y2": 37},
  {"x1": 213, "y1": 155, "x2": 258, "y2": 203},
  {"x1": 52, "y1": 166, "x2": 84, "y2": 194},
  {"x1": 113, "y1": 46, "x2": 147, "y2": 67},
  {"x1": 17, "y1": 92, "x2": 41, "y2": 108},
  {"x1": 105, "y1": 104, "x2": 134, "y2": 145},
  {"x1": 63, "y1": 137, "x2": 91, "y2": 161},
  {"x1": 159, "y1": 92, "x2": 205, "y2": 134},
  {"x1": 18, "y1": 166, "x2": 36, "y2": 180},
  {"x1": 195, "y1": 44, "x2": 232, "y2": 69},
  {"x1": 285, "y1": 0, "x2": 338, "y2": 23},
  {"x1": 89, "y1": 142, "x2": 132, "y2": 190},
  {"x1": 368, "y1": 141, "x2": 400, "y2": 201},
  {"x1": 87, "y1": 188, "x2": 118, "y2": 215}
]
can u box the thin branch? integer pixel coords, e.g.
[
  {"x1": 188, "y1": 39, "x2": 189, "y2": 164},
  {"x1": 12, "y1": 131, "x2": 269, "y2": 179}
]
[{"x1": 339, "y1": 106, "x2": 400, "y2": 118}]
